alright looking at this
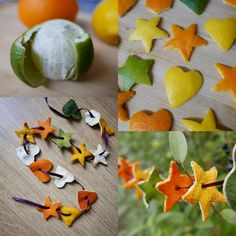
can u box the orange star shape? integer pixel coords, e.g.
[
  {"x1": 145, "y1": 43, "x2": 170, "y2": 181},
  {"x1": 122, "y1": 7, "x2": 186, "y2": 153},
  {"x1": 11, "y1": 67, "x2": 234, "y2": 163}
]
[
  {"x1": 156, "y1": 161, "x2": 194, "y2": 212},
  {"x1": 37, "y1": 196, "x2": 61, "y2": 220},
  {"x1": 118, "y1": 91, "x2": 135, "y2": 121},
  {"x1": 124, "y1": 162, "x2": 151, "y2": 200},
  {"x1": 118, "y1": 157, "x2": 134, "y2": 182},
  {"x1": 33, "y1": 117, "x2": 57, "y2": 140},
  {"x1": 70, "y1": 144, "x2": 92, "y2": 167},
  {"x1": 164, "y1": 24, "x2": 208, "y2": 61},
  {"x1": 15, "y1": 122, "x2": 35, "y2": 145},
  {"x1": 212, "y1": 63, "x2": 236, "y2": 102}
]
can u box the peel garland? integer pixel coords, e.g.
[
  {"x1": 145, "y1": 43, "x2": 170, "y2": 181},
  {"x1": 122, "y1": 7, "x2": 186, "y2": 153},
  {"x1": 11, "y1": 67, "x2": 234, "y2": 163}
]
[{"x1": 10, "y1": 19, "x2": 94, "y2": 87}]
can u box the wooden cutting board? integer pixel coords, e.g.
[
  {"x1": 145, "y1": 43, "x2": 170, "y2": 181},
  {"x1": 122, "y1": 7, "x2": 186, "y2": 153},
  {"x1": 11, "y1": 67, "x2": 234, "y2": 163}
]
[
  {"x1": 0, "y1": 3, "x2": 117, "y2": 96},
  {"x1": 118, "y1": 0, "x2": 236, "y2": 131}
]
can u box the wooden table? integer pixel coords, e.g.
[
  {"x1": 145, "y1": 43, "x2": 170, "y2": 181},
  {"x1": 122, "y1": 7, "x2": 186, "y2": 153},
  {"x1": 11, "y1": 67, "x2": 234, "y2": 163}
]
[
  {"x1": 0, "y1": 97, "x2": 117, "y2": 236},
  {"x1": 0, "y1": 3, "x2": 117, "y2": 96},
  {"x1": 118, "y1": 0, "x2": 236, "y2": 131}
]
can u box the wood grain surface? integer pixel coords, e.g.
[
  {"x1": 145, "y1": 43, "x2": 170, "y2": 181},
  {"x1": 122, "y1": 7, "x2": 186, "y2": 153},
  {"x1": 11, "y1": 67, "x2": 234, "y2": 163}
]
[
  {"x1": 0, "y1": 3, "x2": 117, "y2": 96},
  {"x1": 0, "y1": 97, "x2": 117, "y2": 236},
  {"x1": 118, "y1": 0, "x2": 236, "y2": 131}
]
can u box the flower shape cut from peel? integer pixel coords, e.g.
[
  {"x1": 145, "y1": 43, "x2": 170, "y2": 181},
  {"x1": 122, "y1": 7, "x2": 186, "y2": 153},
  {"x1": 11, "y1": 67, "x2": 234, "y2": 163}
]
[
  {"x1": 156, "y1": 161, "x2": 194, "y2": 212},
  {"x1": 85, "y1": 110, "x2": 101, "y2": 127},
  {"x1": 92, "y1": 144, "x2": 110, "y2": 166},
  {"x1": 54, "y1": 165, "x2": 75, "y2": 188},
  {"x1": 15, "y1": 122, "x2": 35, "y2": 145},
  {"x1": 182, "y1": 161, "x2": 226, "y2": 221}
]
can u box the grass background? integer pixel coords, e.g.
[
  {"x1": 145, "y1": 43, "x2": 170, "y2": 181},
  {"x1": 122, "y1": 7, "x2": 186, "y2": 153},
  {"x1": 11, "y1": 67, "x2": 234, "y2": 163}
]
[{"x1": 118, "y1": 132, "x2": 236, "y2": 236}]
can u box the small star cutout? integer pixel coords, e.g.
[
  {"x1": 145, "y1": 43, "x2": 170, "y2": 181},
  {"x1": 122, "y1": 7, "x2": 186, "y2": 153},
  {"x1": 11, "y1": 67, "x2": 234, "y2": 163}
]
[
  {"x1": 51, "y1": 129, "x2": 73, "y2": 148},
  {"x1": 118, "y1": 55, "x2": 154, "y2": 91},
  {"x1": 156, "y1": 161, "x2": 194, "y2": 212},
  {"x1": 129, "y1": 16, "x2": 168, "y2": 53},
  {"x1": 138, "y1": 167, "x2": 164, "y2": 208},
  {"x1": 182, "y1": 161, "x2": 226, "y2": 221},
  {"x1": 124, "y1": 162, "x2": 152, "y2": 200},
  {"x1": 164, "y1": 24, "x2": 208, "y2": 61},
  {"x1": 182, "y1": 109, "x2": 223, "y2": 131},
  {"x1": 33, "y1": 117, "x2": 57, "y2": 140},
  {"x1": 213, "y1": 63, "x2": 236, "y2": 102},
  {"x1": 118, "y1": 91, "x2": 135, "y2": 121},
  {"x1": 92, "y1": 144, "x2": 110, "y2": 166},
  {"x1": 15, "y1": 122, "x2": 35, "y2": 145},
  {"x1": 37, "y1": 196, "x2": 61, "y2": 220},
  {"x1": 118, "y1": 157, "x2": 134, "y2": 182},
  {"x1": 146, "y1": 0, "x2": 173, "y2": 14},
  {"x1": 70, "y1": 144, "x2": 92, "y2": 167}
]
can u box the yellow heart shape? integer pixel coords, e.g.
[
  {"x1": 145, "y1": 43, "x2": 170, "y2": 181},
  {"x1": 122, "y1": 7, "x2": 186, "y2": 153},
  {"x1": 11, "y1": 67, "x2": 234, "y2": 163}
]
[
  {"x1": 60, "y1": 206, "x2": 81, "y2": 227},
  {"x1": 164, "y1": 67, "x2": 203, "y2": 108},
  {"x1": 204, "y1": 17, "x2": 236, "y2": 51}
]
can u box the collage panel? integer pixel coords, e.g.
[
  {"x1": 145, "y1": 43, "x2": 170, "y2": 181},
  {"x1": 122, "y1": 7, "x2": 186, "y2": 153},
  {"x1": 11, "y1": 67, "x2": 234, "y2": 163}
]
[
  {"x1": 118, "y1": 0, "x2": 236, "y2": 131},
  {"x1": 0, "y1": 97, "x2": 117, "y2": 235},
  {"x1": 118, "y1": 132, "x2": 236, "y2": 235}
]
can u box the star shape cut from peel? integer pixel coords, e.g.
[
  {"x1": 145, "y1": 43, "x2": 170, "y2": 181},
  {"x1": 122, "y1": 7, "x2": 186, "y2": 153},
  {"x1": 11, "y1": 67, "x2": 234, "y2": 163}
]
[
  {"x1": 118, "y1": 157, "x2": 134, "y2": 182},
  {"x1": 124, "y1": 162, "x2": 152, "y2": 200},
  {"x1": 118, "y1": 91, "x2": 135, "y2": 121},
  {"x1": 33, "y1": 117, "x2": 57, "y2": 140},
  {"x1": 118, "y1": 55, "x2": 154, "y2": 91},
  {"x1": 15, "y1": 122, "x2": 35, "y2": 145},
  {"x1": 92, "y1": 144, "x2": 110, "y2": 166},
  {"x1": 129, "y1": 16, "x2": 168, "y2": 53},
  {"x1": 213, "y1": 63, "x2": 236, "y2": 102},
  {"x1": 146, "y1": 0, "x2": 173, "y2": 14},
  {"x1": 51, "y1": 129, "x2": 73, "y2": 148},
  {"x1": 182, "y1": 109, "x2": 223, "y2": 131},
  {"x1": 164, "y1": 24, "x2": 208, "y2": 61},
  {"x1": 70, "y1": 143, "x2": 92, "y2": 167},
  {"x1": 156, "y1": 161, "x2": 194, "y2": 212},
  {"x1": 37, "y1": 196, "x2": 61, "y2": 220},
  {"x1": 182, "y1": 161, "x2": 226, "y2": 221},
  {"x1": 138, "y1": 167, "x2": 164, "y2": 208}
]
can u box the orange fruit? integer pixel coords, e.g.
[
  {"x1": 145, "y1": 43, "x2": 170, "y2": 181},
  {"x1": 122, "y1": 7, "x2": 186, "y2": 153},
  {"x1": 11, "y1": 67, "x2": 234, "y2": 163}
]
[{"x1": 18, "y1": 0, "x2": 79, "y2": 28}]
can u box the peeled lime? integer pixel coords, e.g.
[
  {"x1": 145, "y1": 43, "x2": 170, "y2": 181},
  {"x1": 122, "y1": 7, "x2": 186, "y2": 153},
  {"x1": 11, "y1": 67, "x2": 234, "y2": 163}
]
[{"x1": 10, "y1": 19, "x2": 94, "y2": 87}]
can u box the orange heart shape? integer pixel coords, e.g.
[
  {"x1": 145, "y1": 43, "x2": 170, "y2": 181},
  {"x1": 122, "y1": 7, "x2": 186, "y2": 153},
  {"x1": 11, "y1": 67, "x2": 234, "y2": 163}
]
[
  {"x1": 130, "y1": 110, "x2": 172, "y2": 131},
  {"x1": 78, "y1": 190, "x2": 98, "y2": 211},
  {"x1": 29, "y1": 159, "x2": 52, "y2": 183}
]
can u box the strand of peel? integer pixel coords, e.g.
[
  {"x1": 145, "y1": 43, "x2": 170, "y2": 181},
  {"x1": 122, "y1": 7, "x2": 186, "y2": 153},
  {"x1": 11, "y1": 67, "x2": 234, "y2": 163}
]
[
  {"x1": 12, "y1": 99, "x2": 115, "y2": 227},
  {"x1": 118, "y1": 156, "x2": 233, "y2": 222}
]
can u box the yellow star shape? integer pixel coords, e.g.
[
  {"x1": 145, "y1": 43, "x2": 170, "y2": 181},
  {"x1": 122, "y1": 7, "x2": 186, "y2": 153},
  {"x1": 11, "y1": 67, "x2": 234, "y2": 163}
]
[
  {"x1": 70, "y1": 144, "x2": 92, "y2": 167},
  {"x1": 182, "y1": 109, "x2": 223, "y2": 131},
  {"x1": 182, "y1": 161, "x2": 226, "y2": 221},
  {"x1": 124, "y1": 162, "x2": 152, "y2": 200},
  {"x1": 15, "y1": 122, "x2": 35, "y2": 145},
  {"x1": 129, "y1": 16, "x2": 168, "y2": 53}
]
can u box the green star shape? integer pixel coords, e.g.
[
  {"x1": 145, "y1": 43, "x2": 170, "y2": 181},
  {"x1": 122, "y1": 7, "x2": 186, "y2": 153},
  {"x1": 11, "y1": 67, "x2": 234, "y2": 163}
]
[
  {"x1": 137, "y1": 167, "x2": 163, "y2": 208},
  {"x1": 51, "y1": 129, "x2": 73, "y2": 148},
  {"x1": 118, "y1": 55, "x2": 154, "y2": 91}
]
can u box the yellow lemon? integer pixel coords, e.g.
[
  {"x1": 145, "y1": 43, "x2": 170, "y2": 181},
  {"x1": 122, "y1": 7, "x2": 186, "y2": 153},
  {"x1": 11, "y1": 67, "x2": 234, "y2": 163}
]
[{"x1": 92, "y1": 0, "x2": 119, "y2": 45}]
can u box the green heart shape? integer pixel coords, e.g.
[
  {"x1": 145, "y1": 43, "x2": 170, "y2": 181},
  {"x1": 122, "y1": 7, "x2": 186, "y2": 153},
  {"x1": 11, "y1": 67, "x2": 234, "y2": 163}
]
[
  {"x1": 180, "y1": 0, "x2": 209, "y2": 15},
  {"x1": 62, "y1": 99, "x2": 82, "y2": 121}
]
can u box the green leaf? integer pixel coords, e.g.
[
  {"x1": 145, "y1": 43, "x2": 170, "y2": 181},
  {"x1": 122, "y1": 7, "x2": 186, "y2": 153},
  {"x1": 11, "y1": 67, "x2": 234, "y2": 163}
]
[
  {"x1": 169, "y1": 132, "x2": 188, "y2": 163},
  {"x1": 62, "y1": 99, "x2": 78, "y2": 116},
  {"x1": 223, "y1": 144, "x2": 236, "y2": 210},
  {"x1": 221, "y1": 208, "x2": 236, "y2": 224},
  {"x1": 194, "y1": 220, "x2": 213, "y2": 229}
]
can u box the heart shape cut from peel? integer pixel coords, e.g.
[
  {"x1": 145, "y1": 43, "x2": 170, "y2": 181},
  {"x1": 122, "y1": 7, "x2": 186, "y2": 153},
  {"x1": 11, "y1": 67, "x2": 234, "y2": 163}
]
[
  {"x1": 78, "y1": 190, "x2": 98, "y2": 211},
  {"x1": 204, "y1": 18, "x2": 236, "y2": 51},
  {"x1": 60, "y1": 206, "x2": 81, "y2": 227},
  {"x1": 164, "y1": 67, "x2": 203, "y2": 108},
  {"x1": 29, "y1": 159, "x2": 52, "y2": 183},
  {"x1": 130, "y1": 110, "x2": 172, "y2": 131},
  {"x1": 16, "y1": 144, "x2": 40, "y2": 166}
]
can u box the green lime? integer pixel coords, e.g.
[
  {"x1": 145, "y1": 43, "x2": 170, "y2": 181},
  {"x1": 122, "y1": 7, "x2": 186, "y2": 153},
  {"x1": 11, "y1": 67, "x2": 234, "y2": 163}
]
[{"x1": 10, "y1": 19, "x2": 94, "y2": 88}]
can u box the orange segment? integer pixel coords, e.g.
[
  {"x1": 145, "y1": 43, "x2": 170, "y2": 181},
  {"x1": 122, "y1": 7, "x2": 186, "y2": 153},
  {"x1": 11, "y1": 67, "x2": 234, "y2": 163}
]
[
  {"x1": 118, "y1": 91, "x2": 135, "y2": 121},
  {"x1": 37, "y1": 196, "x2": 61, "y2": 220},
  {"x1": 78, "y1": 191, "x2": 98, "y2": 211},
  {"x1": 146, "y1": 0, "x2": 173, "y2": 13},
  {"x1": 29, "y1": 159, "x2": 52, "y2": 183},
  {"x1": 130, "y1": 110, "x2": 172, "y2": 131},
  {"x1": 119, "y1": 0, "x2": 137, "y2": 16}
]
